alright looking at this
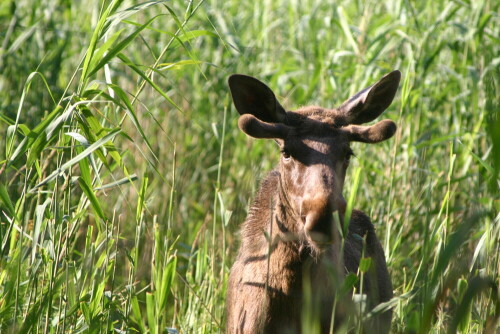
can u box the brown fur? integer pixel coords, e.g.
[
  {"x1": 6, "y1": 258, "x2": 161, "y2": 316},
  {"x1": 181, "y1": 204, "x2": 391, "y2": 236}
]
[{"x1": 226, "y1": 72, "x2": 401, "y2": 334}]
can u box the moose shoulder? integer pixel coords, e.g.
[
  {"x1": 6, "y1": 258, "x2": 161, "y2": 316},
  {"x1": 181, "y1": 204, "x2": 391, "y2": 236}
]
[{"x1": 226, "y1": 71, "x2": 401, "y2": 334}]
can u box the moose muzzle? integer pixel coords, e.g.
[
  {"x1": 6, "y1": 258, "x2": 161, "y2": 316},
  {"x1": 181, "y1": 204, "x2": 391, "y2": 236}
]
[{"x1": 301, "y1": 189, "x2": 347, "y2": 242}]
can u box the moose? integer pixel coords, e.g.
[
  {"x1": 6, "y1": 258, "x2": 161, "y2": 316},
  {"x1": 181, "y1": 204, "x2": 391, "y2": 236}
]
[{"x1": 226, "y1": 71, "x2": 401, "y2": 334}]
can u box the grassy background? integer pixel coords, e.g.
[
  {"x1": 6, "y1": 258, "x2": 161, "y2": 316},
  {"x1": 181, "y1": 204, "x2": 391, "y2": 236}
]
[{"x1": 0, "y1": 0, "x2": 499, "y2": 333}]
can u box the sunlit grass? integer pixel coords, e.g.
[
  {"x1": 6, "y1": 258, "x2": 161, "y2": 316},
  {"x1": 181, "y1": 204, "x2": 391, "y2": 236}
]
[{"x1": 0, "y1": 0, "x2": 499, "y2": 332}]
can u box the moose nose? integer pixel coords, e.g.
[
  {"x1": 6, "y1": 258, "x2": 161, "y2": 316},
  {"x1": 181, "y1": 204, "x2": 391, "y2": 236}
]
[
  {"x1": 301, "y1": 193, "x2": 347, "y2": 235},
  {"x1": 301, "y1": 194, "x2": 332, "y2": 234}
]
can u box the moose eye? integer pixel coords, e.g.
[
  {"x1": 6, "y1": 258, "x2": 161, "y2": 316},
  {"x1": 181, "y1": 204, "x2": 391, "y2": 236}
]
[{"x1": 281, "y1": 149, "x2": 291, "y2": 161}]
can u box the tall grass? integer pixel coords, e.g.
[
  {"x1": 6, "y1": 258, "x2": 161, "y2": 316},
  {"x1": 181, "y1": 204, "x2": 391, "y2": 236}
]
[{"x1": 0, "y1": 0, "x2": 499, "y2": 333}]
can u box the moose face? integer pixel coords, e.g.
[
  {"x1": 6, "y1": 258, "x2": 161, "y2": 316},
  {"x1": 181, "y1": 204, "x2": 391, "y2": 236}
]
[
  {"x1": 229, "y1": 71, "x2": 400, "y2": 249},
  {"x1": 273, "y1": 111, "x2": 353, "y2": 244}
]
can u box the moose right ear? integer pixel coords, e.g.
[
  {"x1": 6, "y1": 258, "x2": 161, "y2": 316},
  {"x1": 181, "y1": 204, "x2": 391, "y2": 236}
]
[{"x1": 228, "y1": 74, "x2": 287, "y2": 123}]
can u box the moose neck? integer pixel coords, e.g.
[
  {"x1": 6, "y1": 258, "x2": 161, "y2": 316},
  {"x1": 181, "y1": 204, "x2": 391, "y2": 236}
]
[{"x1": 241, "y1": 170, "x2": 343, "y2": 291}]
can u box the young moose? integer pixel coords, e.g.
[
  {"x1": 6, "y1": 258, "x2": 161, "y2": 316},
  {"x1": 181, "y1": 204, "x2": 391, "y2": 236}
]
[{"x1": 226, "y1": 71, "x2": 401, "y2": 334}]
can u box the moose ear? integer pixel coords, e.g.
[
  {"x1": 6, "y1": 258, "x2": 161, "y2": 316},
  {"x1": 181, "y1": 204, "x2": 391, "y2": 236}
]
[
  {"x1": 338, "y1": 70, "x2": 401, "y2": 125},
  {"x1": 228, "y1": 74, "x2": 287, "y2": 123},
  {"x1": 238, "y1": 114, "x2": 291, "y2": 139},
  {"x1": 345, "y1": 120, "x2": 397, "y2": 143}
]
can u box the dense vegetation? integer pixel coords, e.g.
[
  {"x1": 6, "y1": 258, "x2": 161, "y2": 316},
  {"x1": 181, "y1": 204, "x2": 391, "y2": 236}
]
[{"x1": 0, "y1": 0, "x2": 498, "y2": 332}]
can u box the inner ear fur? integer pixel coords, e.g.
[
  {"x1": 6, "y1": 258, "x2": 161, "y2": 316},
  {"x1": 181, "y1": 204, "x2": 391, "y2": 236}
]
[
  {"x1": 338, "y1": 70, "x2": 401, "y2": 125},
  {"x1": 345, "y1": 120, "x2": 397, "y2": 143},
  {"x1": 228, "y1": 74, "x2": 287, "y2": 123}
]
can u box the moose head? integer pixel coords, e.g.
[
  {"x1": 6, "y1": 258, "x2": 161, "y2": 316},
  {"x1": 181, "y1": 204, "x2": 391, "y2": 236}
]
[{"x1": 228, "y1": 71, "x2": 400, "y2": 251}]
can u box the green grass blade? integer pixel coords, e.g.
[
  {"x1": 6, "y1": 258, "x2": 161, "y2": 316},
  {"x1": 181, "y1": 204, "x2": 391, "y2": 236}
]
[
  {"x1": 30, "y1": 128, "x2": 121, "y2": 192},
  {"x1": 86, "y1": 15, "x2": 163, "y2": 79},
  {"x1": 78, "y1": 176, "x2": 106, "y2": 221},
  {"x1": 117, "y1": 53, "x2": 182, "y2": 111},
  {"x1": 80, "y1": 0, "x2": 123, "y2": 85}
]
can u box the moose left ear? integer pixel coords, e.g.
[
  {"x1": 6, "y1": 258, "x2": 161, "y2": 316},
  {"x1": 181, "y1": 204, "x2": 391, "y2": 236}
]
[
  {"x1": 338, "y1": 70, "x2": 401, "y2": 125},
  {"x1": 345, "y1": 119, "x2": 397, "y2": 143}
]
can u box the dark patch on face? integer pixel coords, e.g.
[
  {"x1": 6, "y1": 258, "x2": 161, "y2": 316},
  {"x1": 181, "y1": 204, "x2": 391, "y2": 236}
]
[{"x1": 281, "y1": 135, "x2": 351, "y2": 167}]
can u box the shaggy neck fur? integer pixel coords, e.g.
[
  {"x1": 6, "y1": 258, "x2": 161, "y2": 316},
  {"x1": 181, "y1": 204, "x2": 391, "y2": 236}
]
[{"x1": 235, "y1": 171, "x2": 343, "y2": 333}]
